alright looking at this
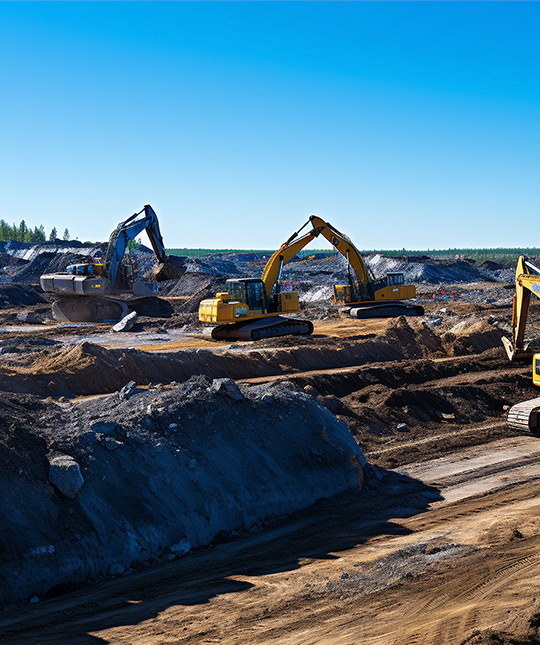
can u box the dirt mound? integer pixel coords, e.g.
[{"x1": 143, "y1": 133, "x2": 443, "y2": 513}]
[
  {"x1": 461, "y1": 601, "x2": 540, "y2": 644},
  {"x1": 442, "y1": 318, "x2": 506, "y2": 355},
  {"x1": 0, "y1": 252, "x2": 28, "y2": 278},
  {"x1": 0, "y1": 284, "x2": 46, "y2": 307},
  {"x1": 29, "y1": 342, "x2": 99, "y2": 374},
  {"x1": 257, "y1": 348, "x2": 532, "y2": 467},
  {"x1": 478, "y1": 259, "x2": 505, "y2": 271},
  {"x1": 167, "y1": 272, "x2": 220, "y2": 297},
  {"x1": 170, "y1": 275, "x2": 225, "y2": 313},
  {"x1": 0, "y1": 317, "x2": 508, "y2": 398},
  {"x1": 0, "y1": 379, "x2": 366, "y2": 608},
  {"x1": 13, "y1": 250, "x2": 100, "y2": 284}
]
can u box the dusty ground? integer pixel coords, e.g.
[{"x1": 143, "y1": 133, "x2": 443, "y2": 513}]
[
  {"x1": 0, "y1": 437, "x2": 538, "y2": 645},
  {"x1": 0, "y1": 274, "x2": 539, "y2": 644}
]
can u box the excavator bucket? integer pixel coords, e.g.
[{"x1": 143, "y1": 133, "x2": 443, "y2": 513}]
[
  {"x1": 149, "y1": 261, "x2": 185, "y2": 282},
  {"x1": 51, "y1": 297, "x2": 129, "y2": 323},
  {"x1": 501, "y1": 337, "x2": 535, "y2": 362}
]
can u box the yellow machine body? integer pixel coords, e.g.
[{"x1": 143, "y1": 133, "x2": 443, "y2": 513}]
[
  {"x1": 199, "y1": 291, "x2": 299, "y2": 325},
  {"x1": 503, "y1": 256, "x2": 540, "y2": 434},
  {"x1": 334, "y1": 283, "x2": 417, "y2": 304},
  {"x1": 533, "y1": 354, "x2": 540, "y2": 387}
]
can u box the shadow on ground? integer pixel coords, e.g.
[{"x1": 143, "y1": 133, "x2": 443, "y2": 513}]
[{"x1": 0, "y1": 469, "x2": 442, "y2": 644}]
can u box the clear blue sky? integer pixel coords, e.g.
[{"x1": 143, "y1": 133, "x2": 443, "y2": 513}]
[{"x1": 1, "y1": 2, "x2": 539, "y2": 250}]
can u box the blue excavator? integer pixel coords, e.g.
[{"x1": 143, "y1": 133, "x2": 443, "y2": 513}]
[{"x1": 40, "y1": 204, "x2": 177, "y2": 322}]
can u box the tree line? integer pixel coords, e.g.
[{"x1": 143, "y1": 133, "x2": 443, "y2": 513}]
[{"x1": 0, "y1": 220, "x2": 70, "y2": 244}]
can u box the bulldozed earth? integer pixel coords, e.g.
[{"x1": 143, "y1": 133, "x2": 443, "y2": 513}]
[{"x1": 0, "y1": 246, "x2": 539, "y2": 644}]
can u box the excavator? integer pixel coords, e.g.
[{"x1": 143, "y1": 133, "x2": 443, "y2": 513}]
[
  {"x1": 198, "y1": 214, "x2": 423, "y2": 341},
  {"x1": 308, "y1": 215, "x2": 423, "y2": 319},
  {"x1": 40, "y1": 204, "x2": 175, "y2": 323},
  {"x1": 502, "y1": 256, "x2": 540, "y2": 435}
]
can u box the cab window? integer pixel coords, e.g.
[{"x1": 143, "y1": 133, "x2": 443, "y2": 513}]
[
  {"x1": 387, "y1": 273, "x2": 404, "y2": 286},
  {"x1": 226, "y1": 281, "x2": 246, "y2": 303},
  {"x1": 246, "y1": 281, "x2": 264, "y2": 311}
]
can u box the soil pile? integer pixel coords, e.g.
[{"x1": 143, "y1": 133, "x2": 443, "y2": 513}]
[
  {"x1": 0, "y1": 284, "x2": 46, "y2": 307},
  {"x1": 442, "y1": 318, "x2": 509, "y2": 355},
  {"x1": 167, "y1": 274, "x2": 226, "y2": 313},
  {"x1": 11, "y1": 249, "x2": 102, "y2": 284},
  {"x1": 0, "y1": 378, "x2": 366, "y2": 608},
  {"x1": 256, "y1": 347, "x2": 532, "y2": 468},
  {"x1": 0, "y1": 317, "x2": 507, "y2": 397}
]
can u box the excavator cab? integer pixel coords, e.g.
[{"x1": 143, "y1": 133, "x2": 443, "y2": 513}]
[
  {"x1": 386, "y1": 272, "x2": 405, "y2": 286},
  {"x1": 333, "y1": 284, "x2": 353, "y2": 304},
  {"x1": 66, "y1": 263, "x2": 106, "y2": 277},
  {"x1": 67, "y1": 264, "x2": 93, "y2": 276},
  {"x1": 198, "y1": 277, "x2": 302, "y2": 337},
  {"x1": 533, "y1": 354, "x2": 540, "y2": 387},
  {"x1": 226, "y1": 279, "x2": 266, "y2": 314}
]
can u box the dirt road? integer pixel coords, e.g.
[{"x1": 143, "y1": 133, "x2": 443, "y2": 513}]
[{"x1": 1, "y1": 435, "x2": 538, "y2": 645}]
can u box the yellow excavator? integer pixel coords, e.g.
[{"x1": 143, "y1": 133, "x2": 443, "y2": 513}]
[
  {"x1": 197, "y1": 227, "x2": 315, "y2": 341},
  {"x1": 198, "y1": 214, "x2": 422, "y2": 340},
  {"x1": 503, "y1": 256, "x2": 540, "y2": 435},
  {"x1": 306, "y1": 215, "x2": 423, "y2": 319}
]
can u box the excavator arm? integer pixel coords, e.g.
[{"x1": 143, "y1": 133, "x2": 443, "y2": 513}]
[
  {"x1": 260, "y1": 224, "x2": 320, "y2": 297},
  {"x1": 258, "y1": 213, "x2": 421, "y2": 318},
  {"x1": 261, "y1": 215, "x2": 374, "y2": 301},
  {"x1": 307, "y1": 215, "x2": 374, "y2": 300},
  {"x1": 503, "y1": 256, "x2": 540, "y2": 360},
  {"x1": 105, "y1": 204, "x2": 167, "y2": 286},
  {"x1": 503, "y1": 256, "x2": 540, "y2": 435}
]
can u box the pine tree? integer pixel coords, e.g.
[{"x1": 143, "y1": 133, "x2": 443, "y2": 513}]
[
  {"x1": 19, "y1": 220, "x2": 28, "y2": 242},
  {"x1": 49, "y1": 227, "x2": 57, "y2": 242},
  {"x1": 0, "y1": 220, "x2": 9, "y2": 241},
  {"x1": 63, "y1": 228, "x2": 70, "y2": 241}
]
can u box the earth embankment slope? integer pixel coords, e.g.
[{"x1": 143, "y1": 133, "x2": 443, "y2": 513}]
[
  {"x1": 0, "y1": 377, "x2": 366, "y2": 608},
  {"x1": 0, "y1": 317, "x2": 507, "y2": 397}
]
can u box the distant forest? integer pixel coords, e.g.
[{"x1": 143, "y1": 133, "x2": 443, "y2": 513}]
[
  {"x1": 0, "y1": 228, "x2": 537, "y2": 264},
  {"x1": 166, "y1": 247, "x2": 540, "y2": 263},
  {"x1": 0, "y1": 220, "x2": 70, "y2": 243}
]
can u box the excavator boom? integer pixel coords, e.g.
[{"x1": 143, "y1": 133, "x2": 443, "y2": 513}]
[
  {"x1": 502, "y1": 256, "x2": 540, "y2": 360},
  {"x1": 307, "y1": 215, "x2": 373, "y2": 293},
  {"x1": 261, "y1": 224, "x2": 321, "y2": 295},
  {"x1": 105, "y1": 204, "x2": 167, "y2": 286}
]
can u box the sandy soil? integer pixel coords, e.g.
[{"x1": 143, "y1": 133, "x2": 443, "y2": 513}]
[
  {"x1": 0, "y1": 436, "x2": 538, "y2": 645},
  {"x1": 0, "y1": 286, "x2": 539, "y2": 644}
]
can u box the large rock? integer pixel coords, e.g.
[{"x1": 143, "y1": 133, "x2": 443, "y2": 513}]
[
  {"x1": 48, "y1": 454, "x2": 84, "y2": 499},
  {"x1": 111, "y1": 311, "x2": 138, "y2": 333}
]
